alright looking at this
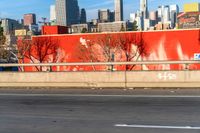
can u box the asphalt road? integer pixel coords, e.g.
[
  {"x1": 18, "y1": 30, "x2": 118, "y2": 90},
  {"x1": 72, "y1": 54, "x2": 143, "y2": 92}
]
[{"x1": 0, "y1": 89, "x2": 200, "y2": 133}]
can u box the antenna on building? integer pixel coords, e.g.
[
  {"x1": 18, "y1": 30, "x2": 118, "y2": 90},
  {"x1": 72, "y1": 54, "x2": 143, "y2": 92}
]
[{"x1": 38, "y1": 17, "x2": 49, "y2": 26}]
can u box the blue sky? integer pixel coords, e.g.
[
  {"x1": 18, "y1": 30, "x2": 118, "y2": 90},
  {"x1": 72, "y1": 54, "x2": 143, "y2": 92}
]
[{"x1": 0, "y1": 0, "x2": 199, "y2": 22}]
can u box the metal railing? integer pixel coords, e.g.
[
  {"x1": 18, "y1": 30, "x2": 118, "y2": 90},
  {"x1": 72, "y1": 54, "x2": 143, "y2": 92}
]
[
  {"x1": 0, "y1": 60, "x2": 200, "y2": 67},
  {"x1": 0, "y1": 60, "x2": 200, "y2": 69}
]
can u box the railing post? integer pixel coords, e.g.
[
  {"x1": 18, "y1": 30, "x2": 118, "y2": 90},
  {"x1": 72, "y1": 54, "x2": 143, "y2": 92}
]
[
  {"x1": 185, "y1": 63, "x2": 189, "y2": 70},
  {"x1": 111, "y1": 53, "x2": 115, "y2": 72}
]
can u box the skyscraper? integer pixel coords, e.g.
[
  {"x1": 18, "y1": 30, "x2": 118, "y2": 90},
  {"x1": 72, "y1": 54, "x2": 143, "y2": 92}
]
[
  {"x1": 163, "y1": 6, "x2": 170, "y2": 23},
  {"x1": 158, "y1": 6, "x2": 170, "y2": 24},
  {"x1": 170, "y1": 5, "x2": 179, "y2": 28},
  {"x1": 114, "y1": 0, "x2": 123, "y2": 21},
  {"x1": 140, "y1": 0, "x2": 148, "y2": 19},
  {"x1": 110, "y1": 11, "x2": 115, "y2": 22},
  {"x1": 56, "y1": 0, "x2": 80, "y2": 26},
  {"x1": 80, "y1": 8, "x2": 87, "y2": 24}
]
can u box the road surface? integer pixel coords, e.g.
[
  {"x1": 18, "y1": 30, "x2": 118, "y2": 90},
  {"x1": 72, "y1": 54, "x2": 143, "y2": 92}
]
[{"x1": 0, "y1": 88, "x2": 200, "y2": 133}]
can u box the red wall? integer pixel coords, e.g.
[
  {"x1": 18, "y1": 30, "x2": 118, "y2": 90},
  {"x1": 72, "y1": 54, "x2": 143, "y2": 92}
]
[
  {"x1": 42, "y1": 25, "x2": 68, "y2": 35},
  {"x1": 24, "y1": 29, "x2": 200, "y2": 71}
]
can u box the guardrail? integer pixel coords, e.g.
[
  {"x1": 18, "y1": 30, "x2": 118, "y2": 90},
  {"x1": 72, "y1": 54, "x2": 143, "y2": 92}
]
[
  {"x1": 0, "y1": 60, "x2": 199, "y2": 67},
  {"x1": 0, "y1": 61, "x2": 200, "y2": 87}
]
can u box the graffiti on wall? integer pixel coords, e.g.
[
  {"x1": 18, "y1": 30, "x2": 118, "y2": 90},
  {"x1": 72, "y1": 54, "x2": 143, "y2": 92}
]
[
  {"x1": 20, "y1": 29, "x2": 200, "y2": 71},
  {"x1": 158, "y1": 72, "x2": 177, "y2": 81}
]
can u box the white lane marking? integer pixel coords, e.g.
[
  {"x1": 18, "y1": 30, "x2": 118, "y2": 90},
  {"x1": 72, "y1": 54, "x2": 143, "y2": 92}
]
[
  {"x1": 0, "y1": 93, "x2": 200, "y2": 98},
  {"x1": 115, "y1": 124, "x2": 200, "y2": 130}
]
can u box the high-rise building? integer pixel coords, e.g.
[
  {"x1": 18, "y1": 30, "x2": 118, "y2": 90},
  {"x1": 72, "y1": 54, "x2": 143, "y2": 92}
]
[
  {"x1": 136, "y1": 10, "x2": 143, "y2": 31},
  {"x1": 157, "y1": 6, "x2": 170, "y2": 24},
  {"x1": 170, "y1": 5, "x2": 179, "y2": 28},
  {"x1": 50, "y1": 5, "x2": 56, "y2": 22},
  {"x1": 110, "y1": 11, "x2": 115, "y2": 22},
  {"x1": 56, "y1": 0, "x2": 80, "y2": 26},
  {"x1": 23, "y1": 13, "x2": 36, "y2": 26},
  {"x1": 80, "y1": 8, "x2": 87, "y2": 24},
  {"x1": 140, "y1": 0, "x2": 148, "y2": 19},
  {"x1": 163, "y1": 6, "x2": 170, "y2": 23},
  {"x1": 139, "y1": 0, "x2": 148, "y2": 30},
  {"x1": 149, "y1": 11, "x2": 157, "y2": 21},
  {"x1": 157, "y1": 6, "x2": 162, "y2": 22},
  {"x1": 23, "y1": 13, "x2": 39, "y2": 34},
  {"x1": 157, "y1": 5, "x2": 179, "y2": 29},
  {"x1": 114, "y1": 0, "x2": 123, "y2": 21},
  {"x1": 144, "y1": 19, "x2": 150, "y2": 31},
  {"x1": 98, "y1": 9, "x2": 110, "y2": 23},
  {"x1": 149, "y1": 11, "x2": 158, "y2": 27},
  {"x1": 0, "y1": 18, "x2": 22, "y2": 35}
]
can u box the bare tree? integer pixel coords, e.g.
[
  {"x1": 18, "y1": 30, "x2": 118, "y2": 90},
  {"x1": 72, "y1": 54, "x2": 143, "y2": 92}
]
[
  {"x1": 117, "y1": 32, "x2": 147, "y2": 70},
  {"x1": 0, "y1": 22, "x2": 19, "y2": 63},
  {"x1": 76, "y1": 33, "x2": 147, "y2": 71},
  {"x1": 96, "y1": 34, "x2": 122, "y2": 62},
  {"x1": 18, "y1": 37, "x2": 59, "y2": 71},
  {"x1": 0, "y1": 23, "x2": 8, "y2": 61},
  {"x1": 17, "y1": 36, "x2": 32, "y2": 71},
  {"x1": 76, "y1": 34, "x2": 123, "y2": 71},
  {"x1": 0, "y1": 35, "x2": 18, "y2": 63},
  {"x1": 75, "y1": 37, "x2": 100, "y2": 70}
]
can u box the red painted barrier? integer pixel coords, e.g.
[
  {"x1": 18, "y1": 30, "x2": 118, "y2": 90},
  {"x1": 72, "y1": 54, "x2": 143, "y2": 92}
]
[{"x1": 19, "y1": 29, "x2": 200, "y2": 71}]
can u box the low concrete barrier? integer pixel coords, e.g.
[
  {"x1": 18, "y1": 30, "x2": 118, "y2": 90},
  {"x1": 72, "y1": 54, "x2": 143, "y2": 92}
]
[
  {"x1": 0, "y1": 71, "x2": 200, "y2": 88},
  {"x1": 126, "y1": 71, "x2": 200, "y2": 88}
]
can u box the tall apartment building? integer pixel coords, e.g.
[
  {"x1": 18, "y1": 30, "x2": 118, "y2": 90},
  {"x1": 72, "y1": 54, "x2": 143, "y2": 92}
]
[
  {"x1": 23, "y1": 13, "x2": 36, "y2": 26},
  {"x1": 56, "y1": 0, "x2": 80, "y2": 26},
  {"x1": 114, "y1": 0, "x2": 123, "y2": 21}
]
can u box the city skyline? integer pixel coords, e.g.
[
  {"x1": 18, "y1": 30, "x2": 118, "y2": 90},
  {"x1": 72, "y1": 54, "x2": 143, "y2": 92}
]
[{"x1": 0, "y1": 0, "x2": 199, "y2": 21}]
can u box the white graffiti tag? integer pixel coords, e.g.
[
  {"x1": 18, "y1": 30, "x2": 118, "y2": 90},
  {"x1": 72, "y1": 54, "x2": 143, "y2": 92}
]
[{"x1": 158, "y1": 72, "x2": 177, "y2": 81}]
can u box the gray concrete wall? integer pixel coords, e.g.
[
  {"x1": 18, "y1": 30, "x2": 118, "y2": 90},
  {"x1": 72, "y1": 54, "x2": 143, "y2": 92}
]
[{"x1": 0, "y1": 71, "x2": 200, "y2": 88}]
